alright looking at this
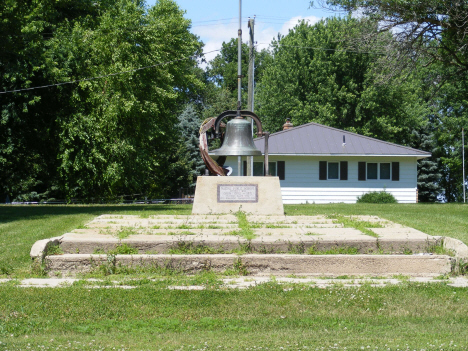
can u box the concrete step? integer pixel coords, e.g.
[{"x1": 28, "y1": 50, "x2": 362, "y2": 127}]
[
  {"x1": 31, "y1": 214, "x2": 467, "y2": 277},
  {"x1": 44, "y1": 253, "x2": 453, "y2": 277},
  {"x1": 58, "y1": 232, "x2": 440, "y2": 255}
]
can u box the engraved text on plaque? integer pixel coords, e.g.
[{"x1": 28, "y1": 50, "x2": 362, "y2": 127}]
[{"x1": 217, "y1": 184, "x2": 258, "y2": 203}]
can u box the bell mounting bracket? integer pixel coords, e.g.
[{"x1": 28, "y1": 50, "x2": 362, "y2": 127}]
[{"x1": 214, "y1": 110, "x2": 263, "y2": 138}]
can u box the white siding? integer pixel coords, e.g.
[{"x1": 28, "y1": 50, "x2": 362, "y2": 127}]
[{"x1": 224, "y1": 156, "x2": 418, "y2": 203}]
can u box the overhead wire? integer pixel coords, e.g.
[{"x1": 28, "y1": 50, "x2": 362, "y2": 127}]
[
  {"x1": 259, "y1": 43, "x2": 386, "y2": 55},
  {"x1": 1, "y1": 42, "x2": 386, "y2": 95},
  {"x1": 3, "y1": 15, "x2": 309, "y2": 42},
  {"x1": 0, "y1": 49, "x2": 221, "y2": 95},
  {"x1": 4, "y1": 17, "x2": 241, "y2": 39},
  {"x1": 2, "y1": 15, "x2": 385, "y2": 94}
]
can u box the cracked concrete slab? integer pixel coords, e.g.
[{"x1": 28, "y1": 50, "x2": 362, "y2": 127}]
[{"x1": 30, "y1": 214, "x2": 467, "y2": 277}]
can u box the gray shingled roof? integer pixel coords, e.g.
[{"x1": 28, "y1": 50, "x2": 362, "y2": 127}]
[{"x1": 253, "y1": 122, "x2": 431, "y2": 158}]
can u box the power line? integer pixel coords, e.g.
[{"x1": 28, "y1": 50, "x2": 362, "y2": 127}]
[
  {"x1": 4, "y1": 18, "x2": 241, "y2": 40},
  {"x1": 5, "y1": 15, "x2": 296, "y2": 40},
  {"x1": 260, "y1": 43, "x2": 386, "y2": 55},
  {"x1": 192, "y1": 17, "x2": 238, "y2": 24},
  {"x1": 0, "y1": 49, "x2": 221, "y2": 95},
  {"x1": 1, "y1": 41, "x2": 386, "y2": 95}
]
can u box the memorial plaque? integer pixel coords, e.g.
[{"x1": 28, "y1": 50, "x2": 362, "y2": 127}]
[{"x1": 217, "y1": 184, "x2": 258, "y2": 203}]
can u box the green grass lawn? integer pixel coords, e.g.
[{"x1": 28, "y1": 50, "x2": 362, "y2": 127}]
[
  {"x1": 0, "y1": 204, "x2": 191, "y2": 277},
  {"x1": 1, "y1": 282, "x2": 468, "y2": 350},
  {"x1": 1, "y1": 203, "x2": 467, "y2": 350}
]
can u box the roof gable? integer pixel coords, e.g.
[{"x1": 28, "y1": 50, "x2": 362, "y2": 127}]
[{"x1": 254, "y1": 122, "x2": 430, "y2": 158}]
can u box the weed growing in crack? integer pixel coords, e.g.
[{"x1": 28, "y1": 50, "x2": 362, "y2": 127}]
[
  {"x1": 224, "y1": 258, "x2": 249, "y2": 276},
  {"x1": 116, "y1": 226, "x2": 138, "y2": 239},
  {"x1": 92, "y1": 244, "x2": 139, "y2": 255},
  {"x1": 195, "y1": 224, "x2": 224, "y2": 229},
  {"x1": 427, "y1": 239, "x2": 455, "y2": 256},
  {"x1": 452, "y1": 259, "x2": 468, "y2": 275},
  {"x1": 168, "y1": 241, "x2": 225, "y2": 254},
  {"x1": 288, "y1": 241, "x2": 306, "y2": 254},
  {"x1": 265, "y1": 224, "x2": 291, "y2": 229},
  {"x1": 329, "y1": 214, "x2": 381, "y2": 238},
  {"x1": 230, "y1": 240, "x2": 254, "y2": 254},
  {"x1": 235, "y1": 211, "x2": 256, "y2": 240},
  {"x1": 99, "y1": 254, "x2": 117, "y2": 275},
  {"x1": 109, "y1": 244, "x2": 139, "y2": 255},
  {"x1": 45, "y1": 243, "x2": 63, "y2": 256},
  {"x1": 30, "y1": 260, "x2": 47, "y2": 277},
  {"x1": 403, "y1": 247, "x2": 413, "y2": 255},
  {"x1": 307, "y1": 246, "x2": 360, "y2": 255},
  {"x1": 168, "y1": 231, "x2": 196, "y2": 236},
  {"x1": 256, "y1": 244, "x2": 276, "y2": 254}
]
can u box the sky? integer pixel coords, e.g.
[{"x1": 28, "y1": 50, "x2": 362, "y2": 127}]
[{"x1": 146, "y1": 0, "x2": 340, "y2": 63}]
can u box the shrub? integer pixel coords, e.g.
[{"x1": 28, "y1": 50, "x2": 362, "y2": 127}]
[{"x1": 357, "y1": 191, "x2": 397, "y2": 204}]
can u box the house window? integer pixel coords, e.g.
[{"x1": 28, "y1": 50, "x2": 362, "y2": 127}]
[
  {"x1": 380, "y1": 163, "x2": 391, "y2": 179},
  {"x1": 359, "y1": 162, "x2": 400, "y2": 181},
  {"x1": 244, "y1": 161, "x2": 285, "y2": 180},
  {"x1": 367, "y1": 163, "x2": 378, "y2": 179},
  {"x1": 328, "y1": 162, "x2": 339, "y2": 179},
  {"x1": 319, "y1": 161, "x2": 348, "y2": 180},
  {"x1": 253, "y1": 162, "x2": 277, "y2": 176},
  {"x1": 253, "y1": 162, "x2": 264, "y2": 176}
]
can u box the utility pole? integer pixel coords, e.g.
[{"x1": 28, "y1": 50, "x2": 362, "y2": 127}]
[
  {"x1": 246, "y1": 16, "x2": 255, "y2": 176},
  {"x1": 247, "y1": 16, "x2": 255, "y2": 112},
  {"x1": 237, "y1": 0, "x2": 242, "y2": 176}
]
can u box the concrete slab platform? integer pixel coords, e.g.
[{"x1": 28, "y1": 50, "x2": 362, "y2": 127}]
[{"x1": 30, "y1": 214, "x2": 467, "y2": 277}]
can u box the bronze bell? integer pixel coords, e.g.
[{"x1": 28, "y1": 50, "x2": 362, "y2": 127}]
[{"x1": 210, "y1": 117, "x2": 262, "y2": 156}]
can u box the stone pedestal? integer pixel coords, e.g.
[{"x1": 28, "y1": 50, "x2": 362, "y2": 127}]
[{"x1": 192, "y1": 176, "x2": 284, "y2": 215}]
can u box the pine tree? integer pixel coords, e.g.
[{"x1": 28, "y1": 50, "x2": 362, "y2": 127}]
[
  {"x1": 177, "y1": 105, "x2": 205, "y2": 185},
  {"x1": 411, "y1": 126, "x2": 444, "y2": 202}
]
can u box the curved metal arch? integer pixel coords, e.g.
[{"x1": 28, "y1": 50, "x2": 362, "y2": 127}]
[
  {"x1": 214, "y1": 110, "x2": 263, "y2": 137},
  {"x1": 198, "y1": 117, "x2": 228, "y2": 176}
]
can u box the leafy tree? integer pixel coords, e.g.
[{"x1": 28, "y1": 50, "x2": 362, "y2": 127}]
[
  {"x1": 430, "y1": 71, "x2": 468, "y2": 202},
  {"x1": 0, "y1": 0, "x2": 112, "y2": 201},
  {"x1": 318, "y1": 0, "x2": 468, "y2": 78},
  {"x1": 206, "y1": 38, "x2": 272, "y2": 104},
  {"x1": 178, "y1": 104, "x2": 205, "y2": 184},
  {"x1": 256, "y1": 17, "x2": 427, "y2": 144},
  {"x1": 313, "y1": 1, "x2": 467, "y2": 202},
  {"x1": 0, "y1": 0, "x2": 202, "y2": 201},
  {"x1": 201, "y1": 87, "x2": 237, "y2": 118}
]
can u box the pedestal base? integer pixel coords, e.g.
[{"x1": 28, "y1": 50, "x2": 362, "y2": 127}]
[{"x1": 192, "y1": 176, "x2": 284, "y2": 215}]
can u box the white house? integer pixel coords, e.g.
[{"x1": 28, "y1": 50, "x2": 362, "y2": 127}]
[{"x1": 223, "y1": 121, "x2": 431, "y2": 204}]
